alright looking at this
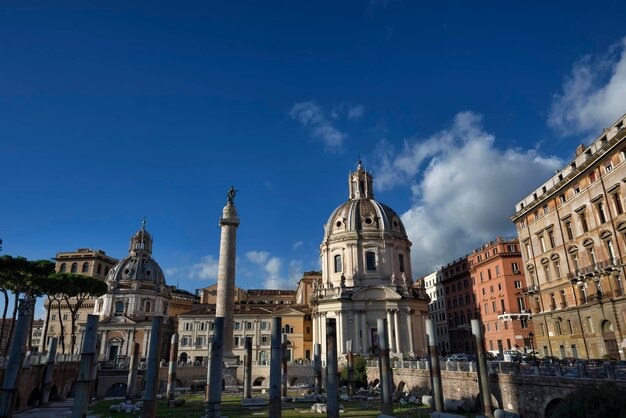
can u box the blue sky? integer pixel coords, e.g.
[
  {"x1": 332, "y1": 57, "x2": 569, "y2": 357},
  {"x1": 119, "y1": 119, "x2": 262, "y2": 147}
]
[{"x1": 2, "y1": 1, "x2": 626, "y2": 311}]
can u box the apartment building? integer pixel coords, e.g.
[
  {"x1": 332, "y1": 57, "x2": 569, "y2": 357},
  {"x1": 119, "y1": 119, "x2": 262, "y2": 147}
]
[
  {"x1": 511, "y1": 113, "x2": 626, "y2": 360},
  {"x1": 469, "y1": 237, "x2": 533, "y2": 354},
  {"x1": 423, "y1": 271, "x2": 449, "y2": 353}
]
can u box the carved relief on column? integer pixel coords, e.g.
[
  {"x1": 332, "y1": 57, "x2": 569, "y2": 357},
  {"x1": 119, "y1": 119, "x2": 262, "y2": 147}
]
[
  {"x1": 386, "y1": 309, "x2": 394, "y2": 352},
  {"x1": 406, "y1": 308, "x2": 414, "y2": 355},
  {"x1": 393, "y1": 309, "x2": 400, "y2": 354}
]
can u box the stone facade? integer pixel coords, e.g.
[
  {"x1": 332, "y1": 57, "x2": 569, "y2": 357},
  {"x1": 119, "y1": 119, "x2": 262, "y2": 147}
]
[
  {"x1": 512, "y1": 113, "x2": 626, "y2": 360},
  {"x1": 422, "y1": 271, "x2": 450, "y2": 353}
]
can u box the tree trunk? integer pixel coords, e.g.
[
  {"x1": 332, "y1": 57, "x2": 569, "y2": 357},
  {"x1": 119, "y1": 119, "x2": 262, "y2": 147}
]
[
  {"x1": 57, "y1": 299, "x2": 65, "y2": 354},
  {"x1": 0, "y1": 289, "x2": 8, "y2": 353},
  {"x1": 41, "y1": 297, "x2": 52, "y2": 353},
  {"x1": 3, "y1": 292, "x2": 19, "y2": 355}
]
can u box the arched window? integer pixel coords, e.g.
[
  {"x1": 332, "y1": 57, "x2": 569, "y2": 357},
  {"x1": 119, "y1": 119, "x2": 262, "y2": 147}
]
[
  {"x1": 59, "y1": 263, "x2": 67, "y2": 273},
  {"x1": 366, "y1": 251, "x2": 376, "y2": 271},
  {"x1": 97, "y1": 264, "x2": 102, "y2": 274},
  {"x1": 398, "y1": 254, "x2": 405, "y2": 272},
  {"x1": 114, "y1": 301, "x2": 124, "y2": 316},
  {"x1": 82, "y1": 262, "x2": 89, "y2": 273},
  {"x1": 70, "y1": 263, "x2": 78, "y2": 273},
  {"x1": 97, "y1": 299, "x2": 103, "y2": 312},
  {"x1": 334, "y1": 254, "x2": 342, "y2": 273},
  {"x1": 145, "y1": 300, "x2": 151, "y2": 313}
]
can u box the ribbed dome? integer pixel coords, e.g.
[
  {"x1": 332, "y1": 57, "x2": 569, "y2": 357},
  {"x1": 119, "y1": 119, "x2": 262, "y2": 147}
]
[
  {"x1": 105, "y1": 223, "x2": 167, "y2": 288},
  {"x1": 324, "y1": 198, "x2": 407, "y2": 240},
  {"x1": 106, "y1": 255, "x2": 166, "y2": 286}
]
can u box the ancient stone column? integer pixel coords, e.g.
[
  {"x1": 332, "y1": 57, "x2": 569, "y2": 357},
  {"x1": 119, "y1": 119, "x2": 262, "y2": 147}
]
[
  {"x1": 281, "y1": 334, "x2": 288, "y2": 397},
  {"x1": 143, "y1": 316, "x2": 164, "y2": 418},
  {"x1": 215, "y1": 189, "x2": 240, "y2": 363},
  {"x1": 377, "y1": 318, "x2": 393, "y2": 415},
  {"x1": 269, "y1": 317, "x2": 282, "y2": 418},
  {"x1": 243, "y1": 337, "x2": 253, "y2": 398},
  {"x1": 167, "y1": 333, "x2": 179, "y2": 402},
  {"x1": 40, "y1": 337, "x2": 58, "y2": 404},
  {"x1": 126, "y1": 342, "x2": 140, "y2": 400},
  {"x1": 0, "y1": 296, "x2": 35, "y2": 418},
  {"x1": 71, "y1": 314, "x2": 99, "y2": 418},
  {"x1": 313, "y1": 343, "x2": 322, "y2": 395},
  {"x1": 346, "y1": 340, "x2": 354, "y2": 397},
  {"x1": 326, "y1": 318, "x2": 339, "y2": 418},
  {"x1": 426, "y1": 319, "x2": 444, "y2": 413},
  {"x1": 207, "y1": 317, "x2": 225, "y2": 418},
  {"x1": 471, "y1": 319, "x2": 493, "y2": 417}
]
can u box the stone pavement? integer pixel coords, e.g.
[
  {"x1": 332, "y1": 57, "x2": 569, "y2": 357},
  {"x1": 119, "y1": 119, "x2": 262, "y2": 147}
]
[{"x1": 13, "y1": 399, "x2": 98, "y2": 418}]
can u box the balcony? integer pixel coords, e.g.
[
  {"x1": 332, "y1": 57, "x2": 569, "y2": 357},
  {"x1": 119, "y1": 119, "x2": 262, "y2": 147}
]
[
  {"x1": 523, "y1": 284, "x2": 540, "y2": 295},
  {"x1": 497, "y1": 311, "x2": 532, "y2": 321}
]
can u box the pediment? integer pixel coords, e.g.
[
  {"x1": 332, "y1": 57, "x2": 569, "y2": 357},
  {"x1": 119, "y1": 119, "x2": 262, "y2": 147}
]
[{"x1": 352, "y1": 285, "x2": 402, "y2": 301}]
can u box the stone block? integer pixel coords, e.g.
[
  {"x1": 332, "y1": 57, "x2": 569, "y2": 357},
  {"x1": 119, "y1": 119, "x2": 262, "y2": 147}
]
[{"x1": 241, "y1": 398, "x2": 268, "y2": 406}]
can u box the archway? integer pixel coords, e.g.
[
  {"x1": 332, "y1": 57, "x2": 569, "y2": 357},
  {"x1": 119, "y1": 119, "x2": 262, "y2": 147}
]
[
  {"x1": 105, "y1": 383, "x2": 127, "y2": 398},
  {"x1": 601, "y1": 320, "x2": 620, "y2": 359},
  {"x1": 27, "y1": 388, "x2": 41, "y2": 406},
  {"x1": 179, "y1": 352, "x2": 188, "y2": 363},
  {"x1": 289, "y1": 377, "x2": 299, "y2": 387},
  {"x1": 545, "y1": 398, "x2": 565, "y2": 418},
  {"x1": 253, "y1": 377, "x2": 265, "y2": 386},
  {"x1": 258, "y1": 350, "x2": 269, "y2": 365},
  {"x1": 49, "y1": 385, "x2": 58, "y2": 401},
  {"x1": 397, "y1": 381, "x2": 408, "y2": 394}
]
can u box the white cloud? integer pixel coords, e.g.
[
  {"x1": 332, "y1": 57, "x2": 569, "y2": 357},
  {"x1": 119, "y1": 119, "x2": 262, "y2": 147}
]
[
  {"x1": 549, "y1": 37, "x2": 626, "y2": 137},
  {"x1": 246, "y1": 250, "x2": 303, "y2": 290},
  {"x1": 374, "y1": 111, "x2": 562, "y2": 277},
  {"x1": 290, "y1": 101, "x2": 363, "y2": 152},
  {"x1": 292, "y1": 241, "x2": 303, "y2": 250},
  {"x1": 162, "y1": 255, "x2": 220, "y2": 288}
]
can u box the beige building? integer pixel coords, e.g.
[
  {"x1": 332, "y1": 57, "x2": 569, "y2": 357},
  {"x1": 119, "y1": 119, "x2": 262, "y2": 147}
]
[
  {"x1": 41, "y1": 248, "x2": 118, "y2": 353},
  {"x1": 176, "y1": 290, "x2": 313, "y2": 365},
  {"x1": 511, "y1": 113, "x2": 626, "y2": 360}
]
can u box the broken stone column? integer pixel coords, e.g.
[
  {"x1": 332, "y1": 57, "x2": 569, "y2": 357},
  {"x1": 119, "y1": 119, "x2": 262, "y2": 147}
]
[
  {"x1": 71, "y1": 314, "x2": 99, "y2": 418},
  {"x1": 426, "y1": 319, "x2": 444, "y2": 413},
  {"x1": 143, "y1": 316, "x2": 164, "y2": 418},
  {"x1": 313, "y1": 343, "x2": 322, "y2": 395},
  {"x1": 167, "y1": 333, "x2": 179, "y2": 402},
  {"x1": 326, "y1": 318, "x2": 339, "y2": 418},
  {"x1": 243, "y1": 337, "x2": 253, "y2": 398},
  {"x1": 346, "y1": 340, "x2": 354, "y2": 397},
  {"x1": 126, "y1": 342, "x2": 140, "y2": 400},
  {"x1": 471, "y1": 319, "x2": 493, "y2": 417},
  {"x1": 0, "y1": 296, "x2": 35, "y2": 418},
  {"x1": 377, "y1": 318, "x2": 393, "y2": 416},
  {"x1": 207, "y1": 317, "x2": 225, "y2": 418},
  {"x1": 269, "y1": 317, "x2": 282, "y2": 418},
  {"x1": 40, "y1": 337, "x2": 58, "y2": 404},
  {"x1": 281, "y1": 334, "x2": 288, "y2": 397}
]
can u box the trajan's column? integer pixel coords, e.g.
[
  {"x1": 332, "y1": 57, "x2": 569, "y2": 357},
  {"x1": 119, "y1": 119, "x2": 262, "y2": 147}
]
[{"x1": 215, "y1": 186, "x2": 240, "y2": 362}]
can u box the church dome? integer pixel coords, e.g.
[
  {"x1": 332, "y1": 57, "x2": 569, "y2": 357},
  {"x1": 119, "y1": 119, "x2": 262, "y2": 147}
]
[
  {"x1": 105, "y1": 221, "x2": 167, "y2": 289},
  {"x1": 323, "y1": 162, "x2": 408, "y2": 242}
]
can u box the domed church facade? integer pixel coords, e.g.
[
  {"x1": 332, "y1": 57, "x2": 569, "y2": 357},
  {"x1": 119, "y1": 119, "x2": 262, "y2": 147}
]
[
  {"x1": 93, "y1": 222, "x2": 175, "y2": 363},
  {"x1": 311, "y1": 162, "x2": 429, "y2": 360}
]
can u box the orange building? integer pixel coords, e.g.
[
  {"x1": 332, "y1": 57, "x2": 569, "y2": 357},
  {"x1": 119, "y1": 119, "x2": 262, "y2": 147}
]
[{"x1": 469, "y1": 237, "x2": 534, "y2": 354}]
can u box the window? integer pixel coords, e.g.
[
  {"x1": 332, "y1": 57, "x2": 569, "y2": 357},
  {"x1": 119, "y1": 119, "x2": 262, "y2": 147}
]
[
  {"x1": 490, "y1": 285, "x2": 494, "y2": 294},
  {"x1": 613, "y1": 191, "x2": 624, "y2": 215},
  {"x1": 588, "y1": 247, "x2": 597, "y2": 264},
  {"x1": 534, "y1": 211, "x2": 540, "y2": 221},
  {"x1": 553, "y1": 260, "x2": 562, "y2": 278},
  {"x1": 487, "y1": 269, "x2": 492, "y2": 280},
  {"x1": 571, "y1": 252, "x2": 580, "y2": 270},
  {"x1": 70, "y1": 263, "x2": 78, "y2": 273},
  {"x1": 234, "y1": 322, "x2": 241, "y2": 330},
  {"x1": 560, "y1": 194, "x2": 566, "y2": 204},
  {"x1": 507, "y1": 244, "x2": 517, "y2": 252},
  {"x1": 114, "y1": 301, "x2": 124, "y2": 316},
  {"x1": 398, "y1": 254, "x2": 405, "y2": 272},
  {"x1": 482, "y1": 288, "x2": 486, "y2": 296},
  {"x1": 334, "y1": 254, "x2": 342, "y2": 273},
  {"x1": 573, "y1": 183, "x2": 581, "y2": 194},
  {"x1": 567, "y1": 320, "x2": 573, "y2": 334},
  {"x1": 365, "y1": 252, "x2": 376, "y2": 271},
  {"x1": 261, "y1": 335, "x2": 269, "y2": 344},
  {"x1": 606, "y1": 161, "x2": 613, "y2": 172},
  {"x1": 260, "y1": 321, "x2": 268, "y2": 330},
  {"x1": 543, "y1": 263, "x2": 551, "y2": 282},
  {"x1": 97, "y1": 263, "x2": 102, "y2": 274},
  {"x1": 514, "y1": 280, "x2": 522, "y2": 289},
  {"x1": 479, "y1": 271, "x2": 484, "y2": 282},
  {"x1": 543, "y1": 205, "x2": 549, "y2": 215},
  {"x1": 512, "y1": 262, "x2": 520, "y2": 274},
  {"x1": 498, "y1": 283, "x2": 502, "y2": 292},
  {"x1": 484, "y1": 303, "x2": 488, "y2": 314},
  {"x1": 517, "y1": 297, "x2": 525, "y2": 311},
  {"x1": 565, "y1": 220, "x2": 574, "y2": 240},
  {"x1": 540, "y1": 235, "x2": 546, "y2": 252},
  {"x1": 555, "y1": 321, "x2": 562, "y2": 335},
  {"x1": 560, "y1": 290, "x2": 567, "y2": 308},
  {"x1": 246, "y1": 321, "x2": 253, "y2": 330},
  {"x1": 81, "y1": 262, "x2": 89, "y2": 273},
  {"x1": 51, "y1": 314, "x2": 56, "y2": 320},
  {"x1": 548, "y1": 230, "x2": 555, "y2": 248},
  {"x1": 184, "y1": 322, "x2": 193, "y2": 331},
  {"x1": 525, "y1": 243, "x2": 531, "y2": 259},
  {"x1": 500, "y1": 299, "x2": 506, "y2": 312},
  {"x1": 597, "y1": 202, "x2": 607, "y2": 224},
  {"x1": 495, "y1": 265, "x2": 500, "y2": 277},
  {"x1": 580, "y1": 212, "x2": 589, "y2": 233},
  {"x1": 59, "y1": 263, "x2": 66, "y2": 273}
]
